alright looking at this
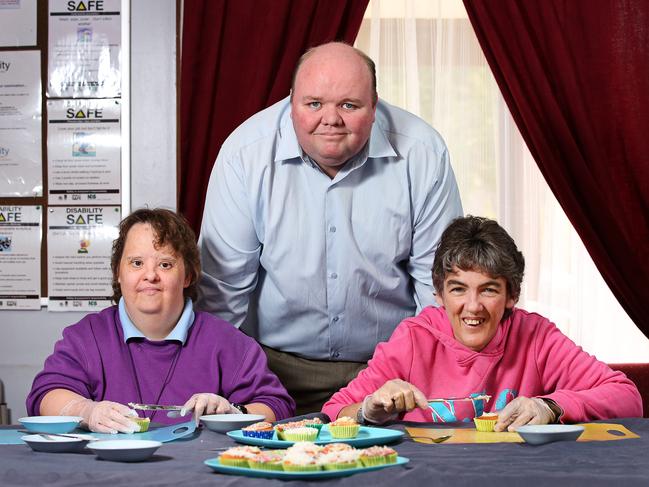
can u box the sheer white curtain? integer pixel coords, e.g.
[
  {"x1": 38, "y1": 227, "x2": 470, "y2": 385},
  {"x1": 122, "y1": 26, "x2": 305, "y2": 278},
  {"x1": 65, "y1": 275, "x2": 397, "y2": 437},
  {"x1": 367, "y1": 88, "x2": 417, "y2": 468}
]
[{"x1": 355, "y1": 0, "x2": 649, "y2": 362}]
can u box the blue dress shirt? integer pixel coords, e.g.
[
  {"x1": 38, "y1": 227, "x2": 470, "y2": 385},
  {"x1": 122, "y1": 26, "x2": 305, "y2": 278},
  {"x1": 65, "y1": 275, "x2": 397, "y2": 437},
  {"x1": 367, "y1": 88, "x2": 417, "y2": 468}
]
[{"x1": 198, "y1": 96, "x2": 462, "y2": 361}]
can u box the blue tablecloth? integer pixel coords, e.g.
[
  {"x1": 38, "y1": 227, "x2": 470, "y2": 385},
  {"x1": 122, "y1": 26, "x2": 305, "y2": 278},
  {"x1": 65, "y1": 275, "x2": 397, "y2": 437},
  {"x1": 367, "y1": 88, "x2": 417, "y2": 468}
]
[{"x1": 1, "y1": 417, "x2": 647, "y2": 486}]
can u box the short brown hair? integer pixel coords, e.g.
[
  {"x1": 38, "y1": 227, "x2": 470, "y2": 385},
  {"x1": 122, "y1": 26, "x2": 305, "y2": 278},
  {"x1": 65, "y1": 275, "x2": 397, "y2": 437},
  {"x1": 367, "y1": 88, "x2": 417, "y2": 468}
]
[
  {"x1": 290, "y1": 41, "x2": 378, "y2": 105},
  {"x1": 432, "y1": 216, "x2": 525, "y2": 301},
  {"x1": 110, "y1": 208, "x2": 200, "y2": 304}
]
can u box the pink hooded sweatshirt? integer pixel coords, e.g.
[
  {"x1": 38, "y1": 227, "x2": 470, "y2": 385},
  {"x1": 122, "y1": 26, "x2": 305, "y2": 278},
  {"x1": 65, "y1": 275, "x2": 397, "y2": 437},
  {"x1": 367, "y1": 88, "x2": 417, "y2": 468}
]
[{"x1": 322, "y1": 306, "x2": 642, "y2": 423}]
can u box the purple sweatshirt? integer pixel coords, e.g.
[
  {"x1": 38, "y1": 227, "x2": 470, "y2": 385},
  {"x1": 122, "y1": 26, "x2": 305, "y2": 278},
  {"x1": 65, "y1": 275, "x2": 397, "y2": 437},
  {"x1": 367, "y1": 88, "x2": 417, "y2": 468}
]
[{"x1": 26, "y1": 306, "x2": 295, "y2": 423}]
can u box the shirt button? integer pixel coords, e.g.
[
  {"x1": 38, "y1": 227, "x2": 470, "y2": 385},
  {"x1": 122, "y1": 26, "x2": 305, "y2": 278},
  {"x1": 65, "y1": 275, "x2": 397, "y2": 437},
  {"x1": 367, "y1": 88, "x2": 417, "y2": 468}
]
[
  {"x1": 329, "y1": 225, "x2": 336, "y2": 233},
  {"x1": 330, "y1": 273, "x2": 338, "y2": 279},
  {"x1": 332, "y1": 316, "x2": 339, "y2": 322}
]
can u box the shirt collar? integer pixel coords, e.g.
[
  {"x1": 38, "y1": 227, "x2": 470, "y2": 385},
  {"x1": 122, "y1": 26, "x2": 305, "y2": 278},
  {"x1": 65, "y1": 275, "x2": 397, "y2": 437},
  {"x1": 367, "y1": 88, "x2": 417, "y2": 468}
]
[
  {"x1": 118, "y1": 297, "x2": 195, "y2": 344},
  {"x1": 274, "y1": 102, "x2": 398, "y2": 164}
]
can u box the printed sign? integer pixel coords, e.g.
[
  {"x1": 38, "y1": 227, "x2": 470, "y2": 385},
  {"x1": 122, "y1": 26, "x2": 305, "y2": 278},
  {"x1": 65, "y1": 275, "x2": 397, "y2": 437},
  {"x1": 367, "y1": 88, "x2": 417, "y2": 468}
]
[
  {"x1": 47, "y1": 98, "x2": 120, "y2": 204},
  {"x1": 0, "y1": 205, "x2": 41, "y2": 309},
  {"x1": 47, "y1": 205, "x2": 120, "y2": 311}
]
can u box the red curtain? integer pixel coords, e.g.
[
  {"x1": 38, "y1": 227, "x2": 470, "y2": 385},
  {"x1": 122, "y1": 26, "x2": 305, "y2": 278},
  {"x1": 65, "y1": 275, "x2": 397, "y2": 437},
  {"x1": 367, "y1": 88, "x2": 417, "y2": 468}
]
[
  {"x1": 463, "y1": 1, "x2": 649, "y2": 336},
  {"x1": 179, "y1": 0, "x2": 369, "y2": 233}
]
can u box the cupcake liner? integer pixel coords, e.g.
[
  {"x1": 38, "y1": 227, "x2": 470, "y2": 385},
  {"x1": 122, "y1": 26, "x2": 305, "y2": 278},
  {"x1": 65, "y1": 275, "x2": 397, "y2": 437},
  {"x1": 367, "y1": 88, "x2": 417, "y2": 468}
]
[
  {"x1": 474, "y1": 418, "x2": 498, "y2": 432},
  {"x1": 304, "y1": 423, "x2": 324, "y2": 434},
  {"x1": 329, "y1": 424, "x2": 360, "y2": 439},
  {"x1": 282, "y1": 430, "x2": 318, "y2": 442},
  {"x1": 219, "y1": 457, "x2": 249, "y2": 468},
  {"x1": 248, "y1": 461, "x2": 284, "y2": 471},
  {"x1": 132, "y1": 418, "x2": 150, "y2": 433},
  {"x1": 282, "y1": 463, "x2": 320, "y2": 472},
  {"x1": 385, "y1": 452, "x2": 398, "y2": 464},
  {"x1": 323, "y1": 461, "x2": 359, "y2": 470},
  {"x1": 242, "y1": 429, "x2": 274, "y2": 439},
  {"x1": 360, "y1": 455, "x2": 386, "y2": 467}
]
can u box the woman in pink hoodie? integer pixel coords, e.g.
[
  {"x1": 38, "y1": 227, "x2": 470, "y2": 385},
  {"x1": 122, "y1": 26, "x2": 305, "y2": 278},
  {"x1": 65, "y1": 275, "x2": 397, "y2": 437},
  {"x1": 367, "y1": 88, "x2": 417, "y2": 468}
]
[{"x1": 322, "y1": 216, "x2": 642, "y2": 431}]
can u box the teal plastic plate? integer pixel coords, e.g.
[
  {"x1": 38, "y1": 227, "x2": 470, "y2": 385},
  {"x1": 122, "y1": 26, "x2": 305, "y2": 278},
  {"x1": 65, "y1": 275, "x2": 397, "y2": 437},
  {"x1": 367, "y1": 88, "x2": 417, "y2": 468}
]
[
  {"x1": 204, "y1": 456, "x2": 409, "y2": 479},
  {"x1": 226, "y1": 425, "x2": 404, "y2": 448}
]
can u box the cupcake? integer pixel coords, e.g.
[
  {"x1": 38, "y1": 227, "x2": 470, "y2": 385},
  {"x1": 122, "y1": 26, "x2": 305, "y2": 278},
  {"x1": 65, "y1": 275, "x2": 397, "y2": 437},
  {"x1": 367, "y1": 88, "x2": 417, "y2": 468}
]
[
  {"x1": 248, "y1": 450, "x2": 285, "y2": 471},
  {"x1": 282, "y1": 449, "x2": 321, "y2": 472},
  {"x1": 274, "y1": 421, "x2": 304, "y2": 440},
  {"x1": 218, "y1": 446, "x2": 262, "y2": 468},
  {"x1": 303, "y1": 417, "x2": 324, "y2": 435},
  {"x1": 287, "y1": 441, "x2": 323, "y2": 456},
  {"x1": 281, "y1": 426, "x2": 319, "y2": 442},
  {"x1": 359, "y1": 446, "x2": 397, "y2": 466},
  {"x1": 328, "y1": 416, "x2": 360, "y2": 439},
  {"x1": 321, "y1": 442, "x2": 354, "y2": 455},
  {"x1": 473, "y1": 413, "x2": 499, "y2": 432},
  {"x1": 320, "y1": 448, "x2": 361, "y2": 470},
  {"x1": 132, "y1": 417, "x2": 150, "y2": 433},
  {"x1": 242, "y1": 421, "x2": 274, "y2": 439}
]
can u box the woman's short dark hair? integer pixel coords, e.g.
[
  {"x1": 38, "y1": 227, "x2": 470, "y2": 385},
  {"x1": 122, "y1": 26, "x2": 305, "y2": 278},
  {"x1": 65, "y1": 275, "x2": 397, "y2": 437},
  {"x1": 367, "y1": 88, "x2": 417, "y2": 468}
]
[
  {"x1": 432, "y1": 216, "x2": 525, "y2": 301},
  {"x1": 110, "y1": 208, "x2": 200, "y2": 304}
]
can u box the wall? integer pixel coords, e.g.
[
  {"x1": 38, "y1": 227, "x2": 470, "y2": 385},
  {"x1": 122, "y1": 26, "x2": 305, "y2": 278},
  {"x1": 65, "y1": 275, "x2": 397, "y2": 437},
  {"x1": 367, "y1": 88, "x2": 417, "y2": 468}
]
[{"x1": 0, "y1": 0, "x2": 177, "y2": 422}]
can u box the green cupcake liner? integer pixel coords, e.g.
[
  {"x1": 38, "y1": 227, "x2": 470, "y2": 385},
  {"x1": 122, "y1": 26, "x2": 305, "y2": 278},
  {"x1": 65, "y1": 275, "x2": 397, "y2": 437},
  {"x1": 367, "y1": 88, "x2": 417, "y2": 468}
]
[
  {"x1": 323, "y1": 461, "x2": 360, "y2": 470},
  {"x1": 248, "y1": 461, "x2": 284, "y2": 471},
  {"x1": 385, "y1": 452, "x2": 398, "y2": 464},
  {"x1": 282, "y1": 431, "x2": 318, "y2": 442},
  {"x1": 219, "y1": 457, "x2": 249, "y2": 468},
  {"x1": 282, "y1": 463, "x2": 321, "y2": 472},
  {"x1": 329, "y1": 424, "x2": 360, "y2": 439},
  {"x1": 360, "y1": 456, "x2": 386, "y2": 467}
]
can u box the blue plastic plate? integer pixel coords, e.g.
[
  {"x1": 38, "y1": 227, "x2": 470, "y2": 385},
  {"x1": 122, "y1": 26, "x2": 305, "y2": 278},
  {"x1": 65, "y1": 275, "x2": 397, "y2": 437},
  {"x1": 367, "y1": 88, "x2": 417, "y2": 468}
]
[
  {"x1": 226, "y1": 425, "x2": 403, "y2": 448},
  {"x1": 204, "y1": 456, "x2": 409, "y2": 479}
]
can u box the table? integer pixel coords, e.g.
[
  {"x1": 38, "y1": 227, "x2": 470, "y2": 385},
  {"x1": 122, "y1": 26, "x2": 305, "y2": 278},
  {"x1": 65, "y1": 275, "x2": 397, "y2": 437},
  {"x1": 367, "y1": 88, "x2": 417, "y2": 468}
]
[{"x1": 1, "y1": 418, "x2": 647, "y2": 486}]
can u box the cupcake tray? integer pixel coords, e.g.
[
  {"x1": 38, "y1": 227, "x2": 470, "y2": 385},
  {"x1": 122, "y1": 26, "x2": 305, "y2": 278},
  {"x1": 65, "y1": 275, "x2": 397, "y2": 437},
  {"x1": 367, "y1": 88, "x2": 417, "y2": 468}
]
[
  {"x1": 227, "y1": 425, "x2": 404, "y2": 448},
  {"x1": 204, "y1": 456, "x2": 409, "y2": 479}
]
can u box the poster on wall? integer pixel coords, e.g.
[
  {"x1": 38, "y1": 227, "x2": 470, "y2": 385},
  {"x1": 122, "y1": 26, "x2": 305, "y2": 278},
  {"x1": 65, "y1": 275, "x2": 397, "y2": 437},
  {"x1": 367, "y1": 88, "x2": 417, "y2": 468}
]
[
  {"x1": 47, "y1": 205, "x2": 120, "y2": 311},
  {"x1": 0, "y1": 50, "x2": 42, "y2": 196},
  {"x1": 47, "y1": 0, "x2": 121, "y2": 98},
  {"x1": 0, "y1": 205, "x2": 41, "y2": 309},
  {"x1": 0, "y1": 0, "x2": 37, "y2": 47},
  {"x1": 47, "y1": 98, "x2": 120, "y2": 204}
]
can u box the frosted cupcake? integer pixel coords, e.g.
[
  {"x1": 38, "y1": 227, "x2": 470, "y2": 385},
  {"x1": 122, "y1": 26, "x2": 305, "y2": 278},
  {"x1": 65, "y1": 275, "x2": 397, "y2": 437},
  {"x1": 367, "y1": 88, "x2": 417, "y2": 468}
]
[
  {"x1": 275, "y1": 421, "x2": 305, "y2": 440},
  {"x1": 473, "y1": 413, "x2": 499, "y2": 432},
  {"x1": 320, "y1": 448, "x2": 361, "y2": 470},
  {"x1": 359, "y1": 445, "x2": 398, "y2": 466},
  {"x1": 303, "y1": 417, "x2": 324, "y2": 435},
  {"x1": 248, "y1": 450, "x2": 285, "y2": 471},
  {"x1": 242, "y1": 421, "x2": 274, "y2": 439},
  {"x1": 282, "y1": 426, "x2": 319, "y2": 442},
  {"x1": 218, "y1": 446, "x2": 262, "y2": 467},
  {"x1": 328, "y1": 416, "x2": 360, "y2": 439},
  {"x1": 321, "y1": 442, "x2": 354, "y2": 455},
  {"x1": 282, "y1": 449, "x2": 321, "y2": 472}
]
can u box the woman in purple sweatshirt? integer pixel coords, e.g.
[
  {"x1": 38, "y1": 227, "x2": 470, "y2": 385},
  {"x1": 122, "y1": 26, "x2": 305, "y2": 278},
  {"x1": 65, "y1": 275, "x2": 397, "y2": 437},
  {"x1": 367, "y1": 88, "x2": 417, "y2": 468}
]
[
  {"x1": 27, "y1": 208, "x2": 294, "y2": 433},
  {"x1": 323, "y1": 216, "x2": 641, "y2": 430}
]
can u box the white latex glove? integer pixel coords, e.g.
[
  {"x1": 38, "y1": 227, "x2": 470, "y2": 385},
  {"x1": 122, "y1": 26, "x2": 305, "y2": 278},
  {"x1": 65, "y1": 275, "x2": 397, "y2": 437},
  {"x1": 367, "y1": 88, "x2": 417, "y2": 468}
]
[
  {"x1": 494, "y1": 396, "x2": 557, "y2": 432},
  {"x1": 181, "y1": 393, "x2": 239, "y2": 425},
  {"x1": 61, "y1": 398, "x2": 139, "y2": 434},
  {"x1": 362, "y1": 379, "x2": 429, "y2": 425}
]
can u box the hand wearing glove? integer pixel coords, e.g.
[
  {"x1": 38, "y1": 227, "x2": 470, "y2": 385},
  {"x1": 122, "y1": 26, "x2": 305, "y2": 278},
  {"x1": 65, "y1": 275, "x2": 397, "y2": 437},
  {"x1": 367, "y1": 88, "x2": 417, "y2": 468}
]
[
  {"x1": 180, "y1": 393, "x2": 239, "y2": 425},
  {"x1": 361, "y1": 379, "x2": 429, "y2": 425},
  {"x1": 61, "y1": 398, "x2": 139, "y2": 434},
  {"x1": 494, "y1": 396, "x2": 559, "y2": 432}
]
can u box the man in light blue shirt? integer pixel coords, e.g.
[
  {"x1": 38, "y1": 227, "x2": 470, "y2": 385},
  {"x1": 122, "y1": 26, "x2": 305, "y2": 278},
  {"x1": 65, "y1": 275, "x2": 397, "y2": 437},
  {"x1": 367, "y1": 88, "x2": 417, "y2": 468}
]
[{"x1": 198, "y1": 42, "x2": 463, "y2": 414}]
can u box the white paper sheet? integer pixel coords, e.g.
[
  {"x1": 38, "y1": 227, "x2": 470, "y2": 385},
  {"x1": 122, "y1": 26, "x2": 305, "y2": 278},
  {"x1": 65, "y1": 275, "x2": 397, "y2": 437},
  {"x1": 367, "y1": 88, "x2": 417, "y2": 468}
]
[
  {"x1": 0, "y1": 50, "x2": 42, "y2": 196},
  {"x1": 47, "y1": 205, "x2": 120, "y2": 311},
  {"x1": 0, "y1": 204, "x2": 41, "y2": 309},
  {"x1": 47, "y1": 98, "x2": 121, "y2": 204},
  {"x1": 48, "y1": 0, "x2": 121, "y2": 98},
  {"x1": 0, "y1": 0, "x2": 37, "y2": 47}
]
